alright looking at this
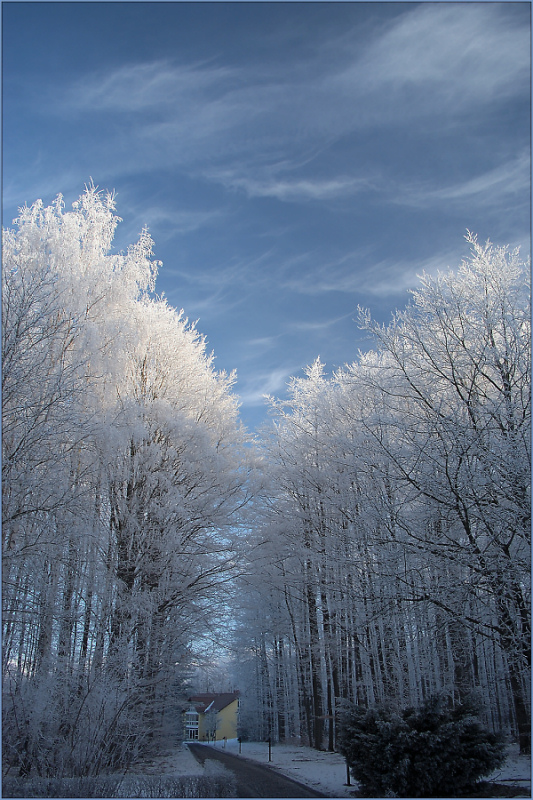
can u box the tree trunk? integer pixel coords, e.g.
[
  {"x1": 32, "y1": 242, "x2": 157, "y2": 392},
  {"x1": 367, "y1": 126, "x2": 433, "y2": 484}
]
[{"x1": 306, "y1": 578, "x2": 324, "y2": 750}]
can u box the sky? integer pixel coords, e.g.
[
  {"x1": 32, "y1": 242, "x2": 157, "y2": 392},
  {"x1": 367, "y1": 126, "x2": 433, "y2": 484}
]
[{"x1": 2, "y1": 1, "x2": 531, "y2": 431}]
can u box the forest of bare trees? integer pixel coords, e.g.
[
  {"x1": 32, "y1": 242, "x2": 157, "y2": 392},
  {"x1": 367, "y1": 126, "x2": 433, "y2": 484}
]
[
  {"x1": 2, "y1": 187, "x2": 251, "y2": 777},
  {"x1": 2, "y1": 189, "x2": 530, "y2": 783},
  {"x1": 234, "y1": 235, "x2": 530, "y2": 755}
]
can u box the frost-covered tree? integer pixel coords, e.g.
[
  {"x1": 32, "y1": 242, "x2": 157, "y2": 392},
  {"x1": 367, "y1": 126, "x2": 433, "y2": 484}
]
[
  {"x1": 352, "y1": 234, "x2": 530, "y2": 751},
  {"x1": 237, "y1": 361, "x2": 406, "y2": 750},
  {"x1": 99, "y1": 296, "x2": 248, "y2": 730},
  {"x1": 2, "y1": 185, "x2": 250, "y2": 778},
  {"x1": 235, "y1": 234, "x2": 530, "y2": 754}
]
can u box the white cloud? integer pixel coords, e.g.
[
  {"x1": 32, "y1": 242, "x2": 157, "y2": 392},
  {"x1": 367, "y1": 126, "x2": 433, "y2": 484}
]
[
  {"x1": 6, "y1": 3, "x2": 528, "y2": 243},
  {"x1": 282, "y1": 249, "x2": 465, "y2": 299},
  {"x1": 286, "y1": 312, "x2": 355, "y2": 333},
  {"x1": 398, "y1": 154, "x2": 531, "y2": 207},
  {"x1": 207, "y1": 172, "x2": 373, "y2": 202},
  {"x1": 40, "y1": 4, "x2": 528, "y2": 186},
  {"x1": 62, "y1": 60, "x2": 236, "y2": 113},
  {"x1": 333, "y1": 4, "x2": 530, "y2": 119},
  {"x1": 131, "y1": 205, "x2": 223, "y2": 236},
  {"x1": 236, "y1": 367, "x2": 296, "y2": 407},
  {"x1": 158, "y1": 247, "x2": 278, "y2": 324},
  {"x1": 247, "y1": 336, "x2": 280, "y2": 349}
]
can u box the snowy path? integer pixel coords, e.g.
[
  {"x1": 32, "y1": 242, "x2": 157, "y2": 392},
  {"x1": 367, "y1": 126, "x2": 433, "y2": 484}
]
[
  {"x1": 188, "y1": 743, "x2": 327, "y2": 797},
  {"x1": 202, "y1": 740, "x2": 353, "y2": 797}
]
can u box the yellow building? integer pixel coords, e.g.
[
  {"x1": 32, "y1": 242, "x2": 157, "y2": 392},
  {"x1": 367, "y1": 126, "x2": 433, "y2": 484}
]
[{"x1": 184, "y1": 692, "x2": 240, "y2": 742}]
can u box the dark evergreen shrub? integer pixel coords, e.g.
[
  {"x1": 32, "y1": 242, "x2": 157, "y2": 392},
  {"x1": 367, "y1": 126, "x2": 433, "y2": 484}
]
[{"x1": 337, "y1": 695, "x2": 506, "y2": 797}]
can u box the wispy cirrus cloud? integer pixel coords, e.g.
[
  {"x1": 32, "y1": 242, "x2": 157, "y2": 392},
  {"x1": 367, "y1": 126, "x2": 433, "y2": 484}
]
[
  {"x1": 159, "y1": 247, "x2": 278, "y2": 321},
  {"x1": 247, "y1": 336, "x2": 282, "y2": 350},
  {"x1": 331, "y1": 3, "x2": 529, "y2": 121},
  {"x1": 395, "y1": 153, "x2": 531, "y2": 209},
  {"x1": 286, "y1": 311, "x2": 356, "y2": 333},
  {"x1": 38, "y1": 3, "x2": 528, "y2": 187},
  {"x1": 236, "y1": 366, "x2": 297, "y2": 408},
  {"x1": 206, "y1": 172, "x2": 374, "y2": 202},
  {"x1": 121, "y1": 204, "x2": 225, "y2": 242},
  {"x1": 61, "y1": 59, "x2": 237, "y2": 113},
  {"x1": 282, "y1": 249, "x2": 466, "y2": 299}
]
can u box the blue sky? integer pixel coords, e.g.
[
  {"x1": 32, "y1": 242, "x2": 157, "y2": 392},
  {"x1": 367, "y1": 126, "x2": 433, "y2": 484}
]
[{"x1": 3, "y1": 1, "x2": 530, "y2": 431}]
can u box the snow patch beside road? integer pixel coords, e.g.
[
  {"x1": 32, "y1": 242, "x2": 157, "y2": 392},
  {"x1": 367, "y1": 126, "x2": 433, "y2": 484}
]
[{"x1": 192, "y1": 739, "x2": 531, "y2": 799}]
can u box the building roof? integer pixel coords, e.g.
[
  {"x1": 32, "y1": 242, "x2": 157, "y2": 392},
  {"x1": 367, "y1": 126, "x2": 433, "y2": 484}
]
[{"x1": 187, "y1": 691, "x2": 239, "y2": 714}]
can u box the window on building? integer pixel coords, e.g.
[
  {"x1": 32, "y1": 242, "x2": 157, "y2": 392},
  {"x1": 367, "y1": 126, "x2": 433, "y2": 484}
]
[{"x1": 185, "y1": 709, "x2": 199, "y2": 740}]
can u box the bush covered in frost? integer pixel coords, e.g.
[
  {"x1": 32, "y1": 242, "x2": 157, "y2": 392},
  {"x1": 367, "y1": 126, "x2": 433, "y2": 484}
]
[
  {"x1": 337, "y1": 695, "x2": 506, "y2": 797},
  {"x1": 2, "y1": 770, "x2": 236, "y2": 798}
]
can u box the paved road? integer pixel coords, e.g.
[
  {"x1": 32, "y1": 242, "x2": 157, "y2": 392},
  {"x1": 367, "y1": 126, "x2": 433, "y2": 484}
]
[{"x1": 187, "y1": 743, "x2": 328, "y2": 799}]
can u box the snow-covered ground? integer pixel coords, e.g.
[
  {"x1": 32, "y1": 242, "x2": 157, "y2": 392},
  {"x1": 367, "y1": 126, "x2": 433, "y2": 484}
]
[
  {"x1": 172, "y1": 739, "x2": 530, "y2": 798},
  {"x1": 132, "y1": 741, "x2": 205, "y2": 777},
  {"x1": 484, "y1": 744, "x2": 532, "y2": 790}
]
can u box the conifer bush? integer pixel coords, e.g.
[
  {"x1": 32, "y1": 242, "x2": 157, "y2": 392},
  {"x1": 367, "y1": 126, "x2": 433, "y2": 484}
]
[{"x1": 337, "y1": 695, "x2": 506, "y2": 797}]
